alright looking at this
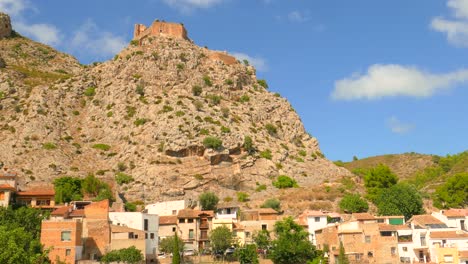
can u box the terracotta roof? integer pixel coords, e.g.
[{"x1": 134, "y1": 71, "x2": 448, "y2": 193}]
[
  {"x1": 410, "y1": 215, "x2": 444, "y2": 226},
  {"x1": 442, "y1": 209, "x2": 468, "y2": 217},
  {"x1": 51, "y1": 206, "x2": 71, "y2": 216},
  {"x1": 328, "y1": 212, "x2": 342, "y2": 218},
  {"x1": 352, "y1": 213, "x2": 376, "y2": 220},
  {"x1": 460, "y1": 250, "x2": 468, "y2": 258},
  {"x1": 295, "y1": 215, "x2": 308, "y2": 227},
  {"x1": 430, "y1": 231, "x2": 468, "y2": 239},
  {"x1": 111, "y1": 224, "x2": 145, "y2": 235},
  {"x1": 69, "y1": 209, "x2": 85, "y2": 217},
  {"x1": 395, "y1": 224, "x2": 412, "y2": 230},
  {"x1": 217, "y1": 202, "x2": 239, "y2": 209},
  {"x1": 301, "y1": 210, "x2": 326, "y2": 217},
  {"x1": 199, "y1": 210, "x2": 214, "y2": 217},
  {"x1": 17, "y1": 189, "x2": 55, "y2": 196},
  {"x1": 258, "y1": 208, "x2": 278, "y2": 214},
  {"x1": 377, "y1": 215, "x2": 404, "y2": 219},
  {"x1": 160, "y1": 215, "x2": 177, "y2": 225},
  {"x1": 178, "y1": 209, "x2": 201, "y2": 219},
  {"x1": 0, "y1": 183, "x2": 16, "y2": 191},
  {"x1": 379, "y1": 224, "x2": 398, "y2": 231}
]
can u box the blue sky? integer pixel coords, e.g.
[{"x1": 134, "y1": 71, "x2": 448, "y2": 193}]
[{"x1": 2, "y1": 0, "x2": 467, "y2": 161}]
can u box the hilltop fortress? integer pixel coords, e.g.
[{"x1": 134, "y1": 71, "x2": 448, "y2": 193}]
[{"x1": 133, "y1": 19, "x2": 237, "y2": 65}]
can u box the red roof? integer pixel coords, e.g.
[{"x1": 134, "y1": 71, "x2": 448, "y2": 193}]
[
  {"x1": 51, "y1": 206, "x2": 71, "y2": 216},
  {"x1": 0, "y1": 184, "x2": 16, "y2": 191},
  {"x1": 442, "y1": 209, "x2": 468, "y2": 217},
  {"x1": 352, "y1": 213, "x2": 376, "y2": 220},
  {"x1": 17, "y1": 189, "x2": 55, "y2": 196},
  {"x1": 69, "y1": 209, "x2": 85, "y2": 217},
  {"x1": 430, "y1": 231, "x2": 468, "y2": 239},
  {"x1": 160, "y1": 216, "x2": 177, "y2": 225}
]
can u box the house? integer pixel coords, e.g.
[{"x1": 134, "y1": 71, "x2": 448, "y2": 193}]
[
  {"x1": 432, "y1": 209, "x2": 468, "y2": 231},
  {"x1": 159, "y1": 215, "x2": 178, "y2": 240},
  {"x1": 241, "y1": 208, "x2": 280, "y2": 244},
  {"x1": 109, "y1": 211, "x2": 159, "y2": 261},
  {"x1": 176, "y1": 208, "x2": 214, "y2": 251},
  {"x1": 41, "y1": 200, "x2": 111, "y2": 263},
  {"x1": 110, "y1": 225, "x2": 146, "y2": 257},
  {"x1": 0, "y1": 168, "x2": 17, "y2": 207},
  {"x1": 296, "y1": 210, "x2": 342, "y2": 245},
  {"x1": 145, "y1": 199, "x2": 191, "y2": 216},
  {"x1": 16, "y1": 188, "x2": 56, "y2": 209},
  {"x1": 212, "y1": 203, "x2": 246, "y2": 244},
  {"x1": 429, "y1": 230, "x2": 468, "y2": 264}
]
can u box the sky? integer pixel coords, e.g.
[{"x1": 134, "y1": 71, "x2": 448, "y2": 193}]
[{"x1": 1, "y1": 0, "x2": 467, "y2": 161}]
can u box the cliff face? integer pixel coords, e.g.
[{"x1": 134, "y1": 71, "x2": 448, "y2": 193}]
[{"x1": 0, "y1": 19, "x2": 350, "y2": 207}]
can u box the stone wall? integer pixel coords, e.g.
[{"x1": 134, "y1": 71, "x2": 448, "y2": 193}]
[
  {"x1": 133, "y1": 20, "x2": 188, "y2": 41},
  {"x1": 0, "y1": 13, "x2": 12, "y2": 38}
]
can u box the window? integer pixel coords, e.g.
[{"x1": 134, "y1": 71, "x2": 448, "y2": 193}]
[
  {"x1": 315, "y1": 217, "x2": 320, "y2": 222},
  {"x1": 443, "y1": 255, "x2": 453, "y2": 263},
  {"x1": 367, "y1": 251, "x2": 373, "y2": 257},
  {"x1": 145, "y1": 233, "x2": 148, "y2": 239},
  {"x1": 61, "y1": 231, "x2": 71, "y2": 241},
  {"x1": 172, "y1": 210, "x2": 177, "y2": 215},
  {"x1": 172, "y1": 227, "x2": 176, "y2": 232},
  {"x1": 355, "y1": 254, "x2": 361, "y2": 260},
  {"x1": 188, "y1": 219, "x2": 194, "y2": 223},
  {"x1": 144, "y1": 219, "x2": 149, "y2": 231},
  {"x1": 189, "y1": 229, "x2": 194, "y2": 239},
  {"x1": 245, "y1": 232, "x2": 251, "y2": 238},
  {"x1": 400, "y1": 257, "x2": 411, "y2": 263},
  {"x1": 129, "y1": 232, "x2": 134, "y2": 239},
  {"x1": 262, "y1": 224, "x2": 267, "y2": 230},
  {"x1": 420, "y1": 235, "x2": 426, "y2": 247},
  {"x1": 134, "y1": 234, "x2": 139, "y2": 239},
  {"x1": 377, "y1": 219, "x2": 384, "y2": 223},
  {"x1": 65, "y1": 249, "x2": 71, "y2": 256},
  {"x1": 227, "y1": 208, "x2": 232, "y2": 214},
  {"x1": 365, "y1": 235, "x2": 371, "y2": 243},
  {"x1": 150, "y1": 233, "x2": 155, "y2": 239},
  {"x1": 402, "y1": 247, "x2": 408, "y2": 252},
  {"x1": 391, "y1": 247, "x2": 396, "y2": 256},
  {"x1": 179, "y1": 218, "x2": 185, "y2": 223}
]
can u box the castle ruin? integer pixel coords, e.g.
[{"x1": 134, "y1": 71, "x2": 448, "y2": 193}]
[
  {"x1": 133, "y1": 20, "x2": 188, "y2": 42},
  {"x1": 0, "y1": 13, "x2": 12, "y2": 38}
]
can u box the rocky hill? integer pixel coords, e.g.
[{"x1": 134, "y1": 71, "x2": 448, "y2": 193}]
[{"x1": 0, "y1": 14, "x2": 350, "y2": 210}]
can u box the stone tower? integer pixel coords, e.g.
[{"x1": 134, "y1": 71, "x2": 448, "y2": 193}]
[{"x1": 0, "y1": 13, "x2": 12, "y2": 38}]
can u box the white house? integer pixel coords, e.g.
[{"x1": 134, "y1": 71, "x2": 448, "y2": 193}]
[
  {"x1": 297, "y1": 210, "x2": 341, "y2": 245},
  {"x1": 109, "y1": 212, "x2": 159, "y2": 260},
  {"x1": 432, "y1": 209, "x2": 467, "y2": 231},
  {"x1": 145, "y1": 200, "x2": 189, "y2": 216}
]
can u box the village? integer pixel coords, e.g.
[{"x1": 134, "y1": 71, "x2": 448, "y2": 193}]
[{"x1": 1, "y1": 167, "x2": 467, "y2": 264}]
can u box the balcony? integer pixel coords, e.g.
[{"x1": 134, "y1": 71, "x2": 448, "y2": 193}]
[
  {"x1": 199, "y1": 234, "x2": 209, "y2": 241},
  {"x1": 200, "y1": 223, "x2": 209, "y2": 229}
]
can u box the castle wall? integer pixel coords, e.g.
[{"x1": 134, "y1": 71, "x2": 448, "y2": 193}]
[
  {"x1": 133, "y1": 20, "x2": 188, "y2": 41},
  {"x1": 0, "y1": 13, "x2": 12, "y2": 38}
]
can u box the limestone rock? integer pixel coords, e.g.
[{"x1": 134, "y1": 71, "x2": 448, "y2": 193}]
[{"x1": 0, "y1": 13, "x2": 12, "y2": 38}]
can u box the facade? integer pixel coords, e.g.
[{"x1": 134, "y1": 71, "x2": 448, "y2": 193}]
[
  {"x1": 176, "y1": 208, "x2": 214, "y2": 251},
  {"x1": 296, "y1": 210, "x2": 342, "y2": 245},
  {"x1": 432, "y1": 209, "x2": 467, "y2": 231},
  {"x1": 0, "y1": 168, "x2": 17, "y2": 207},
  {"x1": 16, "y1": 188, "x2": 56, "y2": 209},
  {"x1": 159, "y1": 215, "x2": 178, "y2": 240},
  {"x1": 241, "y1": 208, "x2": 280, "y2": 244},
  {"x1": 110, "y1": 225, "x2": 146, "y2": 256},
  {"x1": 109, "y1": 211, "x2": 159, "y2": 260},
  {"x1": 145, "y1": 200, "x2": 188, "y2": 216}
]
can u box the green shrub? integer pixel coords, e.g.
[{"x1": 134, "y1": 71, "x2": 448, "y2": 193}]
[
  {"x1": 339, "y1": 194, "x2": 369, "y2": 213},
  {"x1": 162, "y1": 105, "x2": 173, "y2": 113},
  {"x1": 84, "y1": 86, "x2": 96, "y2": 97},
  {"x1": 203, "y1": 75, "x2": 212, "y2": 87},
  {"x1": 72, "y1": 110, "x2": 80, "y2": 116},
  {"x1": 261, "y1": 198, "x2": 281, "y2": 211},
  {"x1": 125, "y1": 202, "x2": 137, "y2": 212},
  {"x1": 176, "y1": 63, "x2": 185, "y2": 70},
  {"x1": 220, "y1": 126, "x2": 231, "y2": 133},
  {"x1": 265, "y1": 123, "x2": 277, "y2": 135},
  {"x1": 298, "y1": 150, "x2": 307, "y2": 157},
  {"x1": 273, "y1": 175, "x2": 298, "y2": 189},
  {"x1": 239, "y1": 95, "x2": 250, "y2": 103},
  {"x1": 199, "y1": 128, "x2": 209, "y2": 135},
  {"x1": 207, "y1": 94, "x2": 222, "y2": 105},
  {"x1": 243, "y1": 136, "x2": 254, "y2": 154},
  {"x1": 126, "y1": 106, "x2": 136, "y2": 118},
  {"x1": 192, "y1": 85, "x2": 203, "y2": 96},
  {"x1": 257, "y1": 79, "x2": 268, "y2": 89},
  {"x1": 260, "y1": 149, "x2": 272, "y2": 160},
  {"x1": 135, "y1": 85, "x2": 145, "y2": 96},
  {"x1": 237, "y1": 192, "x2": 250, "y2": 202},
  {"x1": 42, "y1": 142, "x2": 57, "y2": 150},
  {"x1": 92, "y1": 144, "x2": 111, "y2": 151},
  {"x1": 225, "y1": 79, "x2": 234, "y2": 85},
  {"x1": 203, "y1": 136, "x2": 223, "y2": 150},
  {"x1": 117, "y1": 162, "x2": 127, "y2": 172},
  {"x1": 255, "y1": 184, "x2": 267, "y2": 192},
  {"x1": 115, "y1": 172, "x2": 134, "y2": 185},
  {"x1": 175, "y1": 111, "x2": 185, "y2": 117},
  {"x1": 134, "y1": 118, "x2": 148, "y2": 126},
  {"x1": 130, "y1": 40, "x2": 139, "y2": 46}
]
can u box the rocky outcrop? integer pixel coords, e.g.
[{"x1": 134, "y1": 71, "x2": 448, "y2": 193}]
[
  {"x1": 0, "y1": 13, "x2": 12, "y2": 38},
  {"x1": 0, "y1": 17, "x2": 351, "y2": 207}
]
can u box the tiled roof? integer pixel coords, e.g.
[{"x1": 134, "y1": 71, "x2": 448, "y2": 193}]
[
  {"x1": 460, "y1": 250, "x2": 468, "y2": 258},
  {"x1": 160, "y1": 215, "x2": 177, "y2": 225},
  {"x1": 217, "y1": 202, "x2": 239, "y2": 209},
  {"x1": 302, "y1": 210, "x2": 326, "y2": 217},
  {"x1": 199, "y1": 210, "x2": 214, "y2": 217},
  {"x1": 51, "y1": 206, "x2": 71, "y2": 216},
  {"x1": 258, "y1": 208, "x2": 278, "y2": 214},
  {"x1": 0, "y1": 184, "x2": 16, "y2": 191},
  {"x1": 442, "y1": 209, "x2": 468, "y2": 217},
  {"x1": 178, "y1": 209, "x2": 201, "y2": 219},
  {"x1": 352, "y1": 213, "x2": 376, "y2": 220},
  {"x1": 430, "y1": 231, "x2": 468, "y2": 239},
  {"x1": 376, "y1": 215, "x2": 404, "y2": 219},
  {"x1": 410, "y1": 215, "x2": 444, "y2": 226},
  {"x1": 17, "y1": 188, "x2": 55, "y2": 196},
  {"x1": 111, "y1": 224, "x2": 145, "y2": 235},
  {"x1": 69, "y1": 209, "x2": 85, "y2": 217},
  {"x1": 379, "y1": 224, "x2": 397, "y2": 231}
]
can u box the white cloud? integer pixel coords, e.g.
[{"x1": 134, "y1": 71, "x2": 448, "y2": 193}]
[
  {"x1": 288, "y1": 11, "x2": 310, "y2": 23},
  {"x1": 231, "y1": 52, "x2": 268, "y2": 72},
  {"x1": 387, "y1": 116, "x2": 415, "y2": 134},
  {"x1": 69, "y1": 19, "x2": 126, "y2": 59},
  {"x1": 15, "y1": 22, "x2": 61, "y2": 45},
  {"x1": 431, "y1": 0, "x2": 468, "y2": 46},
  {"x1": 0, "y1": 0, "x2": 28, "y2": 16},
  {"x1": 331, "y1": 64, "x2": 468, "y2": 100},
  {"x1": 162, "y1": 0, "x2": 225, "y2": 13}
]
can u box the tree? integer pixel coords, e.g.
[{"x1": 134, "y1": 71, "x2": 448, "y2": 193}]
[
  {"x1": 337, "y1": 241, "x2": 349, "y2": 264},
  {"x1": 433, "y1": 173, "x2": 468, "y2": 209},
  {"x1": 82, "y1": 174, "x2": 101, "y2": 196},
  {"x1": 261, "y1": 198, "x2": 281, "y2": 212},
  {"x1": 159, "y1": 235, "x2": 184, "y2": 254},
  {"x1": 376, "y1": 183, "x2": 424, "y2": 220},
  {"x1": 253, "y1": 230, "x2": 271, "y2": 251},
  {"x1": 339, "y1": 194, "x2": 368, "y2": 213},
  {"x1": 203, "y1": 136, "x2": 223, "y2": 150},
  {"x1": 270, "y1": 217, "x2": 317, "y2": 264},
  {"x1": 243, "y1": 136, "x2": 254, "y2": 154},
  {"x1": 53, "y1": 176, "x2": 83, "y2": 203},
  {"x1": 0, "y1": 226, "x2": 49, "y2": 264},
  {"x1": 210, "y1": 226, "x2": 234, "y2": 253},
  {"x1": 236, "y1": 244, "x2": 259, "y2": 264},
  {"x1": 101, "y1": 246, "x2": 143, "y2": 264},
  {"x1": 363, "y1": 164, "x2": 398, "y2": 202},
  {"x1": 173, "y1": 232, "x2": 181, "y2": 264},
  {"x1": 199, "y1": 192, "x2": 219, "y2": 210}
]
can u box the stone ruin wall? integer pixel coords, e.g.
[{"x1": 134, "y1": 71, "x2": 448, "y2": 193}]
[
  {"x1": 0, "y1": 13, "x2": 12, "y2": 38},
  {"x1": 134, "y1": 20, "x2": 188, "y2": 41}
]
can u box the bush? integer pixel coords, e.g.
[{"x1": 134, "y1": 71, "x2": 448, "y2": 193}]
[
  {"x1": 207, "y1": 94, "x2": 221, "y2": 105},
  {"x1": 220, "y1": 126, "x2": 230, "y2": 133},
  {"x1": 273, "y1": 175, "x2": 298, "y2": 189},
  {"x1": 339, "y1": 194, "x2": 368, "y2": 213},
  {"x1": 265, "y1": 123, "x2": 277, "y2": 136},
  {"x1": 203, "y1": 75, "x2": 212, "y2": 87},
  {"x1": 84, "y1": 86, "x2": 96, "y2": 97},
  {"x1": 256, "y1": 184, "x2": 267, "y2": 192},
  {"x1": 42, "y1": 142, "x2": 57, "y2": 150},
  {"x1": 433, "y1": 173, "x2": 468, "y2": 209},
  {"x1": 134, "y1": 118, "x2": 148, "y2": 126},
  {"x1": 261, "y1": 198, "x2": 281, "y2": 211},
  {"x1": 260, "y1": 149, "x2": 272, "y2": 160},
  {"x1": 92, "y1": 144, "x2": 111, "y2": 151},
  {"x1": 115, "y1": 172, "x2": 134, "y2": 185},
  {"x1": 257, "y1": 79, "x2": 268, "y2": 89},
  {"x1": 125, "y1": 202, "x2": 137, "y2": 212},
  {"x1": 199, "y1": 192, "x2": 219, "y2": 210},
  {"x1": 135, "y1": 85, "x2": 145, "y2": 96},
  {"x1": 243, "y1": 136, "x2": 254, "y2": 154},
  {"x1": 203, "y1": 136, "x2": 223, "y2": 150},
  {"x1": 130, "y1": 40, "x2": 139, "y2": 46},
  {"x1": 101, "y1": 246, "x2": 143, "y2": 264},
  {"x1": 239, "y1": 95, "x2": 250, "y2": 103},
  {"x1": 192, "y1": 85, "x2": 202, "y2": 96},
  {"x1": 237, "y1": 192, "x2": 249, "y2": 202},
  {"x1": 224, "y1": 79, "x2": 234, "y2": 85}
]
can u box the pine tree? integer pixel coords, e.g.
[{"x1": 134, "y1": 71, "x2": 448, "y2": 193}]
[
  {"x1": 338, "y1": 241, "x2": 349, "y2": 264},
  {"x1": 172, "y1": 231, "x2": 181, "y2": 264}
]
